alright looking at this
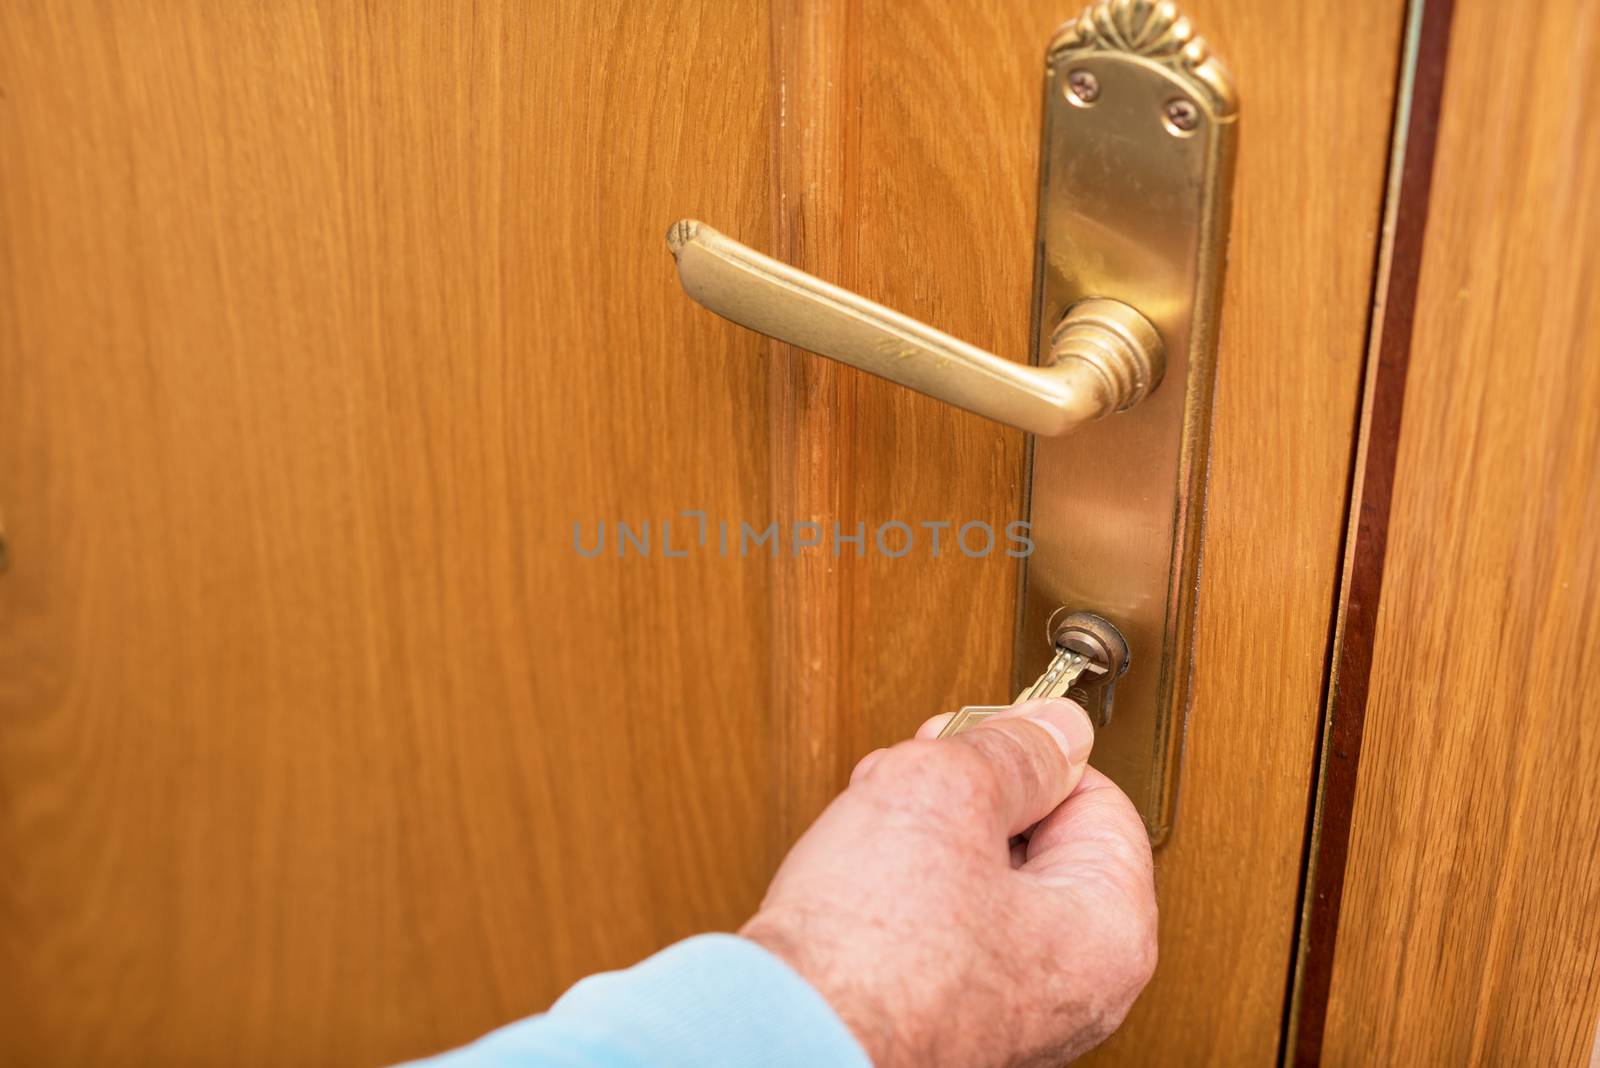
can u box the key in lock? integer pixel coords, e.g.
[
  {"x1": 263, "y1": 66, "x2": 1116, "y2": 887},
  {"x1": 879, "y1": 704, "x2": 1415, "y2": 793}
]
[{"x1": 937, "y1": 611, "x2": 1130, "y2": 738}]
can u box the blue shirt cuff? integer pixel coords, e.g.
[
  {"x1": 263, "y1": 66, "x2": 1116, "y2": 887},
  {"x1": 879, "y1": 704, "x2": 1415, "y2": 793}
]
[{"x1": 410, "y1": 933, "x2": 872, "y2": 1068}]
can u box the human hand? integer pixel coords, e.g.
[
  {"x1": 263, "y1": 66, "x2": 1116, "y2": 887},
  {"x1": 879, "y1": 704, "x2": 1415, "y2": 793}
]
[{"x1": 741, "y1": 698, "x2": 1157, "y2": 1068}]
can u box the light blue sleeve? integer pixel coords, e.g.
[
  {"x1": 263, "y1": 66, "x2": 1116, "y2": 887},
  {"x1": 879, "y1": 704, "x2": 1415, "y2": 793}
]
[{"x1": 408, "y1": 933, "x2": 873, "y2": 1068}]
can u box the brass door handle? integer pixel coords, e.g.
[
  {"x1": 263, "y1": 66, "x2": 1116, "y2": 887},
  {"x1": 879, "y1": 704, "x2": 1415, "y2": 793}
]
[{"x1": 666, "y1": 220, "x2": 1164, "y2": 437}]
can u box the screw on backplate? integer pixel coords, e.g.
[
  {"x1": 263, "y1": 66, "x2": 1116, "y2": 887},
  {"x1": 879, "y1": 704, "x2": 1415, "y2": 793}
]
[
  {"x1": 1164, "y1": 97, "x2": 1200, "y2": 132},
  {"x1": 1066, "y1": 69, "x2": 1100, "y2": 104}
]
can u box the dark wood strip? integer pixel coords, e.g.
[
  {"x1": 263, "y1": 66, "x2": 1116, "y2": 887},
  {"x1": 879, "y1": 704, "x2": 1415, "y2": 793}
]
[{"x1": 1287, "y1": 0, "x2": 1457, "y2": 1062}]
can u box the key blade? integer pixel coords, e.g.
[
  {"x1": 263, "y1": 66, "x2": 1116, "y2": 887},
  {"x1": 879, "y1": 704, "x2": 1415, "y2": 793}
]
[
  {"x1": 940, "y1": 649, "x2": 1092, "y2": 739},
  {"x1": 1020, "y1": 649, "x2": 1090, "y2": 702}
]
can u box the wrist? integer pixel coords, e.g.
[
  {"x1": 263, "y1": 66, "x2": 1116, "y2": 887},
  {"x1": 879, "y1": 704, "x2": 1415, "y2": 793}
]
[{"x1": 741, "y1": 910, "x2": 903, "y2": 1067}]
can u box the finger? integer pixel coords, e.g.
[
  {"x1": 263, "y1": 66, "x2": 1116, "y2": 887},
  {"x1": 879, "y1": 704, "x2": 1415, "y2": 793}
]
[
  {"x1": 1022, "y1": 767, "x2": 1154, "y2": 888},
  {"x1": 915, "y1": 712, "x2": 956, "y2": 739},
  {"x1": 850, "y1": 748, "x2": 888, "y2": 786},
  {"x1": 948, "y1": 698, "x2": 1095, "y2": 837},
  {"x1": 1019, "y1": 769, "x2": 1160, "y2": 1024}
]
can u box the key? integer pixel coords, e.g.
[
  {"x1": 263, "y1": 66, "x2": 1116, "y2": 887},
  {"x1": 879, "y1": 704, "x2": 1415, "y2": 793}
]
[
  {"x1": 937, "y1": 646, "x2": 1092, "y2": 738},
  {"x1": 936, "y1": 611, "x2": 1130, "y2": 739}
]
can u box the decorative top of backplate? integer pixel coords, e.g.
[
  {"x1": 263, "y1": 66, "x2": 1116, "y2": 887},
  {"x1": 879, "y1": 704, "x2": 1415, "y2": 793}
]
[{"x1": 1049, "y1": 0, "x2": 1238, "y2": 118}]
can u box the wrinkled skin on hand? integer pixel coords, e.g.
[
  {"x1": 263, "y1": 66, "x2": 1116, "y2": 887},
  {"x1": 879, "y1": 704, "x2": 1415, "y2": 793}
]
[{"x1": 742, "y1": 699, "x2": 1157, "y2": 1068}]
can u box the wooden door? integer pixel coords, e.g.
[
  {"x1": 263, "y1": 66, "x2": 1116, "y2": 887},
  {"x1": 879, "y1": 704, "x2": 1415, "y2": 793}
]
[
  {"x1": 2, "y1": 2, "x2": 1409, "y2": 1065},
  {"x1": 1290, "y1": 0, "x2": 1600, "y2": 1061}
]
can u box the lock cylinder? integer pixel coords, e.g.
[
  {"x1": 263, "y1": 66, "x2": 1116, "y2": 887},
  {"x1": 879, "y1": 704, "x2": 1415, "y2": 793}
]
[{"x1": 1047, "y1": 610, "x2": 1131, "y2": 727}]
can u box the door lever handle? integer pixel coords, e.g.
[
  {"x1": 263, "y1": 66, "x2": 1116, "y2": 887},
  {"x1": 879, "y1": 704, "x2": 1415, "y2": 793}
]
[{"x1": 666, "y1": 219, "x2": 1164, "y2": 437}]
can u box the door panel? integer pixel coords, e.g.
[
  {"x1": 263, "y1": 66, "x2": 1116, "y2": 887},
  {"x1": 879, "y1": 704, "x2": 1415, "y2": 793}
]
[
  {"x1": 2, "y1": 1, "x2": 1412, "y2": 1065},
  {"x1": 1321, "y1": 0, "x2": 1600, "y2": 1059},
  {"x1": 0, "y1": 2, "x2": 775, "y2": 1063}
]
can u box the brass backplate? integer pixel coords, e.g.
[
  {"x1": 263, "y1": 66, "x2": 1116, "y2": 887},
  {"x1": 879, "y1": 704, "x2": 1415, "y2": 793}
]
[{"x1": 1017, "y1": 4, "x2": 1238, "y2": 843}]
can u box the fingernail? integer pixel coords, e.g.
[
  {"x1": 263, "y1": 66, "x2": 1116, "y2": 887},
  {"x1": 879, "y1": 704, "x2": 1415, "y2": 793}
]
[{"x1": 1003, "y1": 697, "x2": 1095, "y2": 765}]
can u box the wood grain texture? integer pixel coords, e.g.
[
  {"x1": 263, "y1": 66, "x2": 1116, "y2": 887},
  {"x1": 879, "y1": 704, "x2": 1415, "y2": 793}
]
[
  {"x1": 1288, "y1": 0, "x2": 1457, "y2": 1059},
  {"x1": 766, "y1": 0, "x2": 1041, "y2": 842},
  {"x1": 762, "y1": 2, "x2": 1405, "y2": 1064},
  {"x1": 1321, "y1": 0, "x2": 1600, "y2": 1062},
  {"x1": 766, "y1": 0, "x2": 867, "y2": 846},
  {"x1": 0, "y1": 1, "x2": 775, "y2": 1063}
]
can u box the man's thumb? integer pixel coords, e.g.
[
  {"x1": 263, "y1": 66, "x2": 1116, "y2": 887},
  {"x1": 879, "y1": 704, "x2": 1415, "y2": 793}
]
[{"x1": 950, "y1": 698, "x2": 1095, "y2": 836}]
